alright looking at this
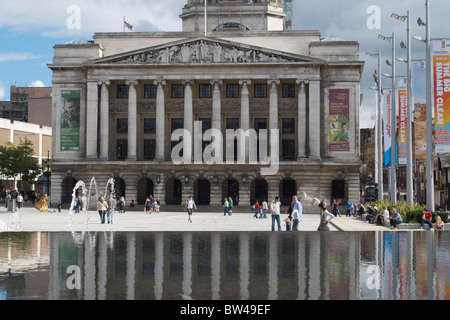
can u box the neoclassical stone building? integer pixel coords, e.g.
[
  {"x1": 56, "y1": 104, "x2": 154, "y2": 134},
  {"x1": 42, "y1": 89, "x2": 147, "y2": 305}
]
[{"x1": 48, "y1": 0, "x2": 364, "y2": 208}]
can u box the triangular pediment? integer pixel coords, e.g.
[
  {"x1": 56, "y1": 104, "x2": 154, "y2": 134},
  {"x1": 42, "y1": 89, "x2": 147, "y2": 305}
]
[{"x1": 91, "y1": 36, "x2": 323, "y2": 65}]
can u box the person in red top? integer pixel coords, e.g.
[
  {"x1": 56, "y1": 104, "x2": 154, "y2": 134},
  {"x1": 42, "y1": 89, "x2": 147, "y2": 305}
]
[
  {"x1": 421, "y1": 208, "x2": 433, "y2": 230},
  {"x1": 253, "y1": 201, "x2": 260, "y2": 218}
]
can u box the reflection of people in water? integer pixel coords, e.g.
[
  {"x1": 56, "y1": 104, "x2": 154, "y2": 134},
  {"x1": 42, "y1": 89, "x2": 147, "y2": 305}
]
[
  {"x1": 333, "y1": 124, "x2": 349, "y2": 142},
  {"x1": 62, "y1": 99, "x2": 80, "y2": 128},
  {"x1": 35, "y1": 194, "x2": 51, "y2": 212}
]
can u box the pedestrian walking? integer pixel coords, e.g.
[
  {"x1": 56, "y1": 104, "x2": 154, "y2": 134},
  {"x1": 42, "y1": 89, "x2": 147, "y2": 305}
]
[
  {"x1": 57, "y1": 201, "x2": 62, "y2": 212},
  {"x1": 262, "y1": 199, "x2": 268, "y2": 219},
  {"x1": 332, "y1": 200, "x2": 341, "y2": 217},
  {"x1": 74, "y1": 196, "x2": 82, "y2": 213},
  {"x1": 97, "y1": 195, "x2": 108, "y2": 224},
  {"x1": 107, "y1": 194, "x2": 116, "y2": 224},
  {"x1": 270, "y1": 196, "x2": 282, "y2": 231},
  {"x1": 223, "y1": 197, "x2": 229, "y2": 216},
  {"x1": 253, "y1": 201, "x2": 260, "y2": 218},
  {"x1": 228, "y1": 196, "x2": 233, "y2": 214},
  {"x1": 145, "y1": 196, "x2": 152, "y2": 214},
  {"x1": 317, "y1": 202, "x2": 334, "y2": 231},
  {"x1": 184, "y1": 195, "x2": 197, "y2": 223},
  {"x1": 292, "y1": 195, "x2": 302, "y2": 230},
  {"x1": 346, "y1": 200, "x2": 352, "y2": 217},
  {"x1": 17, "y1": 193, "x2": 23, "y2": 209},
  {"x1": 156, "y1": 198, "x2": 161, "y2": 213}
]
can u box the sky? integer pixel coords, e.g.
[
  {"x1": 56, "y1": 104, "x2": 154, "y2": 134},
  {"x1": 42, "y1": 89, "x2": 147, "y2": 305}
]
[{"x1": 0, "y1": 0, "x2": 449, "y2": 128}]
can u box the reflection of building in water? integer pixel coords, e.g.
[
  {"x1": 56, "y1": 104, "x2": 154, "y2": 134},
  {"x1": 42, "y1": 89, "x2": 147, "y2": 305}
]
[
  {"x1": 1, "y1": 232, "x2": 449, "y2": 299},
  {"x1": 45, "y1": 232, "x2": 364, "y2": 300}
]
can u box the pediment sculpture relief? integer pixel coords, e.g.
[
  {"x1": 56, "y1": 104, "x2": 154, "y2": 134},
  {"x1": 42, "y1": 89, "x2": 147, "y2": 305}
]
[{"x1": 110, "y1": 40, "x2": 295, "y2": 65}]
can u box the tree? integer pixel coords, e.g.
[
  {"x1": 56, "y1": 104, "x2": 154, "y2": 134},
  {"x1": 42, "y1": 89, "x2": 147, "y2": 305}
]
[{"x1": 0, "y1": 139, "x2": 42, "y2": 189}]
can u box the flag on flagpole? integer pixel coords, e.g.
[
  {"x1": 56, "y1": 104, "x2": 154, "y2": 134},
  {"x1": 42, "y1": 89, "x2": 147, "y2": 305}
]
[{"x1": 123, "y1": 17, "x2": 133, "y2": 31}]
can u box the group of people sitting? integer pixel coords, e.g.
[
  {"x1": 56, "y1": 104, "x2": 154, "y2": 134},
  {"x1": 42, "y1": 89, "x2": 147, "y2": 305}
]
[{"x1": 356, "y1": 204, "x2": 445, "y2": 231}]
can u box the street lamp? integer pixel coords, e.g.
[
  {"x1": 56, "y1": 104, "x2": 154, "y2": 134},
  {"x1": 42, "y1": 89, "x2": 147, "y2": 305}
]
[
  {"x1": 365, "y1": 50, "x2": 384, "y2": 200},
  {"x1": 379, "y1": 32, "x2": 398, "y2": 204},
  {"x1": 415, "y1": 0, "x2": 434, "y2": 211},
  {"x1": 392, "y1": 10, "x2": 414, "y2": 204}
]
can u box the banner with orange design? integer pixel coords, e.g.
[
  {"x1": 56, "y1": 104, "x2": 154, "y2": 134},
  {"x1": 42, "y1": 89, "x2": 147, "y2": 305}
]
[
  {"x1": 397, "y1": 89, "x2": 408, "y2": 165},
  {"x1": 433, "y1": 40, "x2": 450, "y2": 154}
]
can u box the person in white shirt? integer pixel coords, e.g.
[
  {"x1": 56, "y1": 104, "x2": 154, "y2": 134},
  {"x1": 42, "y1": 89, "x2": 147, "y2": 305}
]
[
  {"x1": 17, "y1": 193, "x2": 23, "y2": 209},
  {"x1": 318, "y1": 202, "x2": 334, "y2": 231},
  {"x1": 184, "y1": 195, "x2": 197, "y2": 223},
  {"x1": 382, "y1": 205, "x2": 390, "y2": 225},
  {"x1": 270, "y1": 196, "x2": 282, "y2": 231}
]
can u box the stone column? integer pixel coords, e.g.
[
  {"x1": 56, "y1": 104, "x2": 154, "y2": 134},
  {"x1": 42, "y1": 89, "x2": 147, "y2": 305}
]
[
  {"x1": 154, "y1": 79, "x2": 166, "y2": 161},
  {"x1": 296, "y1": 80, "x2": 307, "y2": 160},
  {"x1": 309, "y1": 80, "x2": 321, "y2": 159},
  {"x1": 126, "y1": 79, "x2": 138, "y2": 161},
  {"x1": 99, "y1": 80, "x2": 110, "y2": 160},
  {"x1": 239, "y1": 80, "x2": 251, "y2": 131},
  {"x1": 86, "y1": 81, "x2": 99, "y2": 159},
  {"x1": 268, "y1": 79, "x2": 280, "y2": 132},
  {"x1": 211, "y1": 79, "x2": 223, "y2": 161},
  {"x1": 183, "y1": 80, "x2": 194, "y2": 163},
  {"x1": 211, "y1": 79, "x2": 223, "y2": 131}
]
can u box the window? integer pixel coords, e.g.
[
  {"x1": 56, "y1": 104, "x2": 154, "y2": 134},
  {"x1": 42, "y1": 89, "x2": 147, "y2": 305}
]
[
  {"x1": 282, "y1": 118, "x2": 295, "y2": 134},
  {"x1": 171, "y1": 84, "x2": 184, "y2": 98},
  {"x1": 144, "y1": 84, "x2": 157, "y2": 99},
  {"x1": 254, "y1": 118, "x2": 267, "y2": 133},
  {"x1": 117, "y1": 118, "x2": 128, "y2": 134},
  {"x1": 144, "y1": 118, "x2": 156, "y2": 134},
  {"x1": 282, "y1": 83, "x2": 295, "y2": 98},
  {"x1": 199, "y1": 84, "x2": 212, "y2": 98},
  {"x1": 198, "y1": 118, "x2": 211, "y2": 134},
  {"x1": 117, "y1": 85, "x2": 128, "y2": 99},
  {"x1": 226, "y1": 118, "x2": 239, "y2": 130},
  {"x1": 143, "y1": 139, "x2": 156, "y2": 160},
  {"x1": 282, "y1": 139, "x2": 296, "y2": 160},
  {"x1": 254, "y1": 84, "x2": 267, "y2": 98},
  {"x1": 226, "y1": 84, "x2": 239, "y2": 98},
  {"x1": 116, "y1": 139, "x2": 128, "y2": 160},
  {"x1": 171, "y1": 118, "x2": 184, "y2": 133}
]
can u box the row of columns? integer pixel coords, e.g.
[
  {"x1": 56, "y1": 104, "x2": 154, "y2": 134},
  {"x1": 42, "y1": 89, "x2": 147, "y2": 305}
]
[{"x1": 85, "y1": 78, "x2": 321, "y2": 161}]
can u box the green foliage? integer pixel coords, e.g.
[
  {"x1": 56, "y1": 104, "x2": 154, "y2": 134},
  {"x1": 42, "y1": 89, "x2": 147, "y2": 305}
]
[
  {"x1": 372, "y1": 199, "x2": 449, "y2": 223},
  {"x1": 0, "y1": 139, "x2": 42, "y2": 185}
]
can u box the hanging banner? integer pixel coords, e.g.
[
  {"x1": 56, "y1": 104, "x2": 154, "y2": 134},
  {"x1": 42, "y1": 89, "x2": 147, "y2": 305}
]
[
  {"x1": 329, "y1": 89, "x2": 350, "y2": 152},
  {"x1": 413, "y1": 61, "x2": 427, "y2": 160},
  {"x1": 60, "y1": 90, "x2": 81, "y2": 151},
  {"x1": 397, "y1": 89, "x2": 408, "y2": 165},
  {"x1": 432, "y1": 40, "x2": 450, "y2": 154},
  {"x1": 383, "y1": 93, "x2": 392, "y2": 167}
]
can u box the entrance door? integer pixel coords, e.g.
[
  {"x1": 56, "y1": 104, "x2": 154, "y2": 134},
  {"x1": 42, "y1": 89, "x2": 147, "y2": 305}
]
[
  {"x1": 223, "y1": 179, "x2": 239, "y2": 206},
  {"x1": 196, "y1": 179, "x2": 211, "y2": 205}
]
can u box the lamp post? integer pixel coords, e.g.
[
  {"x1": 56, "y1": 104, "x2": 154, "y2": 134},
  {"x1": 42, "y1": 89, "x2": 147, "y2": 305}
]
[
  {"x1": 415, "y1": 0, "x2": 434, "y2": 211},
  {"x1": 379, "y1": 32, "x2": 397, "y2": 204},
  {"x1": 366, "y1": 50, "x2": 384, "y2": 200},
  {"x1": 392, "y1": 11, "x2": 414, "y2": 204}
]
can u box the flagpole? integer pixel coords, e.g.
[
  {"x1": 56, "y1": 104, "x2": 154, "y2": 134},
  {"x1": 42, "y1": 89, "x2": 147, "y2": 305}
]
[
  {"x1": 123, "y1": 16, "x2": 125, "y2": 33},
  {"x1": 204, "y1": 0, "x2": 207, "y2": 36}
]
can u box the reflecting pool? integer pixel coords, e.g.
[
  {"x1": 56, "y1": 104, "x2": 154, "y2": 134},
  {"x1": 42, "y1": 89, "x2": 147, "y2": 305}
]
[{"x1": 0, "y1": 231, "x2": 449, "y2": 300}]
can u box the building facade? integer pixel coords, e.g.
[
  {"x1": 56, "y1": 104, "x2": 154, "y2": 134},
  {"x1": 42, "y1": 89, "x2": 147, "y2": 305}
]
[{"x1": 48, "y1": 0, "x2": 364, "y2": 208}]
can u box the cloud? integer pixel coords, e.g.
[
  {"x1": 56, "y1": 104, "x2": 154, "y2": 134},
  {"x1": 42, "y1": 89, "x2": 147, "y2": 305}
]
[
  {"x1": 0, "y1": 84, "x2": 5, "y2": 100},
  {"x1": 0, "y1": 0, "x2": 185, "y2": 37},
  {"x1": 0, "y1": 52, "x2": 43, "y2": 63},
  {"x1": 30, "y1": 80, "x2": 45, "y2": 87}
]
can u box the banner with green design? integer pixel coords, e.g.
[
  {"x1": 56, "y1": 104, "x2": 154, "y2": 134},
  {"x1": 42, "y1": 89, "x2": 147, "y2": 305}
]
[{"x1": 60, "y1": 90, "x2": 80, "y2": 151}]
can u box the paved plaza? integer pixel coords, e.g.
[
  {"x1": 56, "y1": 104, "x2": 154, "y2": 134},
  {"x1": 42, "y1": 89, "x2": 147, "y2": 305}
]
[{"x1": 0, "y1": 205, "x2": 396, "y2": 232}]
